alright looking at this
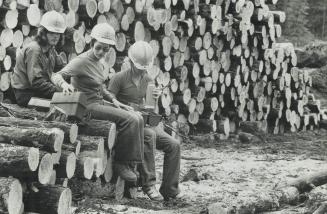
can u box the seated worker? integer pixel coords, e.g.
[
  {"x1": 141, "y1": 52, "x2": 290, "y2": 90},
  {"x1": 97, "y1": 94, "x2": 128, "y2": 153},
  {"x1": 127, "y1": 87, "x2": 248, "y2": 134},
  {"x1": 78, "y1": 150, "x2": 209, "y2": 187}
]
[
  {"x1": 11, "y1": 11, "x2": 67, "y2": 106},
  {"x1": 51, "y1": 23, "x2": 144, "y2": 182},
  {"x1": 108, "y1": 41, "x2": 182, "y2": 201}
]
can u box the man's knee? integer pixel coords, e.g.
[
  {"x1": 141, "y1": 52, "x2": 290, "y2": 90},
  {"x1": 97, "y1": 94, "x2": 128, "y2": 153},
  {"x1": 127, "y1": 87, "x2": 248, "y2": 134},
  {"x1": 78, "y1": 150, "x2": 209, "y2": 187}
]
[
  {"x1": 167, "y1": 138, "x2": 181, "y2": 154},
  {"x1": 144, "y1": 128, "x2": 156, "y2": 146}
]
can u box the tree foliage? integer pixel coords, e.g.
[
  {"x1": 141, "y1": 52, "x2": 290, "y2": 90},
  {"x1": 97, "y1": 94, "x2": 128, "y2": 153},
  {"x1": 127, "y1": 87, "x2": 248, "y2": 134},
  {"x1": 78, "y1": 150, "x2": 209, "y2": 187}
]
[{"x1": 276, "y1": 0, "x2": 313, "y2": 46}]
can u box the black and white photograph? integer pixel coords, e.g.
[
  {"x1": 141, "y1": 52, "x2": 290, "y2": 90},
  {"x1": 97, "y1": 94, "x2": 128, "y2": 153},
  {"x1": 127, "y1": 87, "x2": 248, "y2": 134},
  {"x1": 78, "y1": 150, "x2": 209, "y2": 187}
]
[{"x1": 0, "y1": 0, "x2": 327, "y2": 213}]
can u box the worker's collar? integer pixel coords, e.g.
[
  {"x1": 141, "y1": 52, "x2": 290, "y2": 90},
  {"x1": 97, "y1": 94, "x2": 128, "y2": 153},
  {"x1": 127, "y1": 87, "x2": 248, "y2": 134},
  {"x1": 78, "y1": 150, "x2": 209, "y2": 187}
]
[{"x1": 130, "y1": 62, "x2": 146, "y2": 78}]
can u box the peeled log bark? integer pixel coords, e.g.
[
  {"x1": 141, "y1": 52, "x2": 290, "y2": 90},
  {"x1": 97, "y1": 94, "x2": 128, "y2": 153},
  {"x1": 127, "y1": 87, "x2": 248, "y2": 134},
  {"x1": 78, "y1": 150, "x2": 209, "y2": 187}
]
[
  {"x1": 24, "y1": 185, "x2": 72, "y2": 214},
  {"x1": 0, "y1": 126, "x2": 64, "y2": 153},
  {"x1": 0, "y1": 177, "x2": 23, "y2": 214},
  {"x1": 0, "y1": 117, "x2": 78, "y2": 144},
  {"x1": 0, "y1": 144, "x2": 39, "y2": 178},
  {"x1": 78, "y1": 120, "x2": 116, "y2": 150}
]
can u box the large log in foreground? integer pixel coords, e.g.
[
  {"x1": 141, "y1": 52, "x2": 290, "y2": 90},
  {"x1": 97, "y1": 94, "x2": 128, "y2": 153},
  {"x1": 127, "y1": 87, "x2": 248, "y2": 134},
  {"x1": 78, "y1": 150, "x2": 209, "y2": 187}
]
[
  {"x1": 24, "y1": 185, "x2": 72, "y2": 214},
  {"x1": 0, "y1": 177, "x2": 23, "y2": 214},
  {"x1": 0, "y1": 144, "x2": 39, "y2": 178},
  {"x1": 78, "y1": 120, "x2": 116, "y2": 150},
  {"x1": 0, "y1": 126, "x2": 64, "y2": 153},
  {"x1": 0, "y1": 117, "x2": 78, "y2": 144}
]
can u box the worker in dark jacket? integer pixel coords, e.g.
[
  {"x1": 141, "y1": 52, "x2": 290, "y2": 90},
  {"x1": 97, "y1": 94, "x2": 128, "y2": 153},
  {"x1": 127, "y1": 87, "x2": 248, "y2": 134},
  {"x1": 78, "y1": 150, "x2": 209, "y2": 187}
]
[
  {"x1": 11, "y1": 10, "x2": 67, "y2": 106},
  {"x1": 108, "y1": 41, "x2": 182, "y2": 201}
]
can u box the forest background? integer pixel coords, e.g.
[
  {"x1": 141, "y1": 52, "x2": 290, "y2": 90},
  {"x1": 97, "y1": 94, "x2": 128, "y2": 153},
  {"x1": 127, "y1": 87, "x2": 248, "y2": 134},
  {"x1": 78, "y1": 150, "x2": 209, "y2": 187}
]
[{"x1": 277, "y1": 0, "x2": 327, "y2": 46}]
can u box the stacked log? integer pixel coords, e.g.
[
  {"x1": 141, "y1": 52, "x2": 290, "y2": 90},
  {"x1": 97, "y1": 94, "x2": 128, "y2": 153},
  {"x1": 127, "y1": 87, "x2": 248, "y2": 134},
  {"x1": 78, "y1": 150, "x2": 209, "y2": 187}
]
[
  {"x1": 0, "y1": 107, "x2": 117, "y2": 213},
  {"x1": 0, "y1": 0, "x2": 324, "y2": 137}
]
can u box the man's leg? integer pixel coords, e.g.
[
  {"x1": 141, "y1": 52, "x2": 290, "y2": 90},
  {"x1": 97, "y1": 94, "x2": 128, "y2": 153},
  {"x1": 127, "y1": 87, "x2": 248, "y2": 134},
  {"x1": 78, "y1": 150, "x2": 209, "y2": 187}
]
[
  {"x1": 153, "y1": 126, "x2": 181, "y2": 199},
  {"x1": 138, "y1": 127, "x2": 156, "y2": 188},
  {"x1": 89, "y1": 104, "x2": 144, "y2": 182}
]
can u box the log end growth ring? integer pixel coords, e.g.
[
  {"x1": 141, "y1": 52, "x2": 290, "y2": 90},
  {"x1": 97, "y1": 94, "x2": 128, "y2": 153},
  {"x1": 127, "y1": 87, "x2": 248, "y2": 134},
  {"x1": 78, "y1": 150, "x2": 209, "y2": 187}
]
[
  {"x1": 107, "y1": 123, "x2": 116, "y2": 150},
  {"x1": 51, "y1": 128, "x2": 65, "y2": 152},
  {"x1": 69, "y1": 124, "x2": 78, "y2": 144},
  {"x1": 8, "y1": 179, "x2": 23, "y2": 214},
  {"x1": 28, "y1": 147, "x2": 40, "y2": 172},
  {"x1": 38, "y1": 154, "x2": 53, "y2": 185},
  {"x1": 58, "y1": 188, "x2": 72, "y2": 214},
  {"x1": 66, "y1": 152, "x2": 77, "y2": 179}
]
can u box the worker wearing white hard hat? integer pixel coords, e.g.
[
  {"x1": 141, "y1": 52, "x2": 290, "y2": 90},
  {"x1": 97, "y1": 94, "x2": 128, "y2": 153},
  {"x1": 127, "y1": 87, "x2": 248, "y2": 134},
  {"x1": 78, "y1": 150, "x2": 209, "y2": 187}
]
[
  {"x1": 51, "y1": 23, "x2": 145, "y2": 183},
  {"x1": 11, "y1": 10, "x2": 67, "y2": 106},
  {"x1": 108, "y1": 41, "x2": 182, "y2": 201}
]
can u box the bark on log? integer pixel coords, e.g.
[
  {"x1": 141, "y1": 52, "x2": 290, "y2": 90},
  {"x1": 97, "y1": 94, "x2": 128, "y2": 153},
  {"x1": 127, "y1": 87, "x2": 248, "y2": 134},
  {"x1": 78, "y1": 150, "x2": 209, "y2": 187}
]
[
  {"x1": 78, "y1": 120, "x2": 116, "y2": 150},
  {"x1": 0, "y1": 126, "x2": 64, "y2": 153},
  {"x1": 0, "y1": 117, "x2": 78, "y2": 144},
  {"x1": 0, "y1": 144, "x2": 40, "y2": 178},
  {"x1": 24, "y1": 185, "x2": 72, "y2": 214},
  {"x1": 55, "y1": 151, "x2": 76, "y2": 179},
  {"x1": 78, "y1": 135, "x2": 105, "y2": 158},
  {"x1": 0, "y1": 177, "x2": 23, "y2": 214},
  {"x1": 0, "y1": 103, "x2": 47, "y2": 119}
]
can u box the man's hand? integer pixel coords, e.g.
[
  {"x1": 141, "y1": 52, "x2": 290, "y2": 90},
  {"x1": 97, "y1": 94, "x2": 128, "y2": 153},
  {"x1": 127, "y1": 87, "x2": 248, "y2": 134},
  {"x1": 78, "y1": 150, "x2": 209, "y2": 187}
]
[
  {"x1": 61, "y1": 82, "x2": 75, "y2": 94},
  {"x1": 152, "y1": 87, "x2": 162, "y2": 99},
  {"x1": 112, "y1": 99, "x2": 134, "y2": 111}
]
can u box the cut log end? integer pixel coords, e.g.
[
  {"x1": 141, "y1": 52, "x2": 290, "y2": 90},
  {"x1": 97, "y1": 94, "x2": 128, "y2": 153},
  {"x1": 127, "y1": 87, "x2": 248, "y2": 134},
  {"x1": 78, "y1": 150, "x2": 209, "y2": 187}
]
[
  {"x1": 57, "y1": 188, "x2": 72, "y2": 214},
  {"x1": 50, "y1": 128, "x2": 64, "y2": 152},
  {"x1": 66, "y1": 153, "x2": 77, "y2": 179},
  {"x1": 28, "y1": 147, "x2": 40, "y2": 172},
  {"x1": 38, "y1": 154, "x2": 54, "y2": 185},
  {"x1": 107, "y1": 123, "x2": 116, "y2": 150},
  {"x1": 69, "y1": 124, "x2": 78, "y2": 144}
]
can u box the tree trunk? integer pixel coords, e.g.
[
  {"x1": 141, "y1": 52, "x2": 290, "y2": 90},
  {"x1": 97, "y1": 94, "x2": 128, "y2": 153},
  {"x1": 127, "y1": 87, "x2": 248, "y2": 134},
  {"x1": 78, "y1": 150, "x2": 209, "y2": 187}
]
[
  {"x1": 55, "y1": 151, "x2": 76, "y2": 179},
  {"x1": 0, "y1": 126, "x2": 64, "y2": 153},
  {"x1": 0, "y1": 103, "x2": 47, "y2": 119},
  {"x1": 24, "y1": 185, "x2": 72, "y2": 214},
  {"x1": 0, "y1": 177, "x2": 23, "y2": 214},
  {"x1": 0, "y1": 117, "x2": 78, "y2": 144},
  {"x1": 78, "y1": 120, "x2": 116, "y2": 150},
  {"x1": 78, "y1": 135, "x2": 105, "y2": 158},
  {"x1": 0, "y1": 144, "x2": 40, "y2": 178}
]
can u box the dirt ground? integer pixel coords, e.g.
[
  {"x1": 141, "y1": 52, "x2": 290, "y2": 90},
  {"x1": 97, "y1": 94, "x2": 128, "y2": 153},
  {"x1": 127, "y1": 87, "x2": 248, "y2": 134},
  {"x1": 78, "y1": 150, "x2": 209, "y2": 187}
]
[{"x1": 74, "y1": 129, "x2": 327, "y2": 214}]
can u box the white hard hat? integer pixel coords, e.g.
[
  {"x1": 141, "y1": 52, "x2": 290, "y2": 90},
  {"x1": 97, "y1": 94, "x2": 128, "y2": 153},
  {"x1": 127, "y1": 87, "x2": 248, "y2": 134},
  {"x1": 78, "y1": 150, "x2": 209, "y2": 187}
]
[
  {"x1": 128, "y1": 41, "x2": 154, "y2": 70},
  {"x1": 40, "y1": 11, "x2": 66, "y2": 33},
  {"x1": 90, "y1": 23, "x2": 116, "y2": 45}
]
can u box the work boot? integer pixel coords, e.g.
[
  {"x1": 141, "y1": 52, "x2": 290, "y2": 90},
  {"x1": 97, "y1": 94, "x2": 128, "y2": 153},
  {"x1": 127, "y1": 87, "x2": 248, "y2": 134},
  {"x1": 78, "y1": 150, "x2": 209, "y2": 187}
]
[
  {"x1": 142, "y1": 185, "x2": 164, "y2": 201},
  {"x1": 114, "y1": 163, "x2": 137, "y2": 182}
]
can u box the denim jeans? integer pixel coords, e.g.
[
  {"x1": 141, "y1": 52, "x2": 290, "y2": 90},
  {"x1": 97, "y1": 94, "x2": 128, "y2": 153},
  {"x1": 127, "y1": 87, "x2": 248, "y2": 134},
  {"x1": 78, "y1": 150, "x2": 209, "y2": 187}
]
[
  {"x1": 88, "y1": 103, "x2": 144, "y2": 163},
  {"x1": 138, "y1": 126, "x2": 181, "y2": 198}
]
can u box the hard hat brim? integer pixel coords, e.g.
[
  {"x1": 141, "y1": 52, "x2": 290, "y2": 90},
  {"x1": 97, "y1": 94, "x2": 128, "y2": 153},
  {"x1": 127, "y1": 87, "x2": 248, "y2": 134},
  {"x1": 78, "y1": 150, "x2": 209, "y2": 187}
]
[
  {"x1": 128, "y1": 49, "x2": 153, "y2": 71},
  {"x1": 92, "y1": 36, "x2": 116, "y2": 45},
  {"x1": 44, "y1": 26, "x2": 66, "y2": 34}
]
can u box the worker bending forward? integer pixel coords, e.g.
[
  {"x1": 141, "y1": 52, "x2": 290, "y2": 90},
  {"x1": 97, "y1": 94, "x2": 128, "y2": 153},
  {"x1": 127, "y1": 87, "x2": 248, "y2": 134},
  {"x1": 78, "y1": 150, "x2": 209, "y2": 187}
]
[
  {"x1": 51, "y1": 23, "x2": 144, "y2": 182},
  {"x1": 108, "y1": 41, "x2": 181, "y2": 201},
  {"x1": 11, "y1": 11, "x2": 67, "y2": 106}
]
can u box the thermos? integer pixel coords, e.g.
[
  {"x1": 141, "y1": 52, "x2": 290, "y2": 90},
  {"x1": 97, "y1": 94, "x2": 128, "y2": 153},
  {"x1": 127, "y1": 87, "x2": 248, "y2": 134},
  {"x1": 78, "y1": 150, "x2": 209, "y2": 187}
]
[{"x1": 145, "y1": 83, "x2": 159, "y2": 113}]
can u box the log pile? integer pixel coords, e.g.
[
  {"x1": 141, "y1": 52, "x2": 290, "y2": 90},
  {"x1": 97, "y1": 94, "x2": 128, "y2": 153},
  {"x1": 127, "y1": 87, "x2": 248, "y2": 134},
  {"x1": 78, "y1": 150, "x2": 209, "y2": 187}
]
[
  {"x1": 0, "y1": 108, "x2": 118, "y2": 213},
  {"x1": 0, "y1": 1, "x2": 326, "y2": 136}
]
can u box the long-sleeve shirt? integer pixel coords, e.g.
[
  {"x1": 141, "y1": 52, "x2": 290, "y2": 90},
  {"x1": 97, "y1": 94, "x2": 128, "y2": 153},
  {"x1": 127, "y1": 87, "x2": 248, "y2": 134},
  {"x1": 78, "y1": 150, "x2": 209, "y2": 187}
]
[
  {"x1": 108, "y1": 66, "x2": 152, "y2": 105},
  {"x1": 11, "y1": 41, "x2": 65, "y2": 98},
  {"x1": 51, "y1": 50, "x2": 114, "y2": 106}
]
